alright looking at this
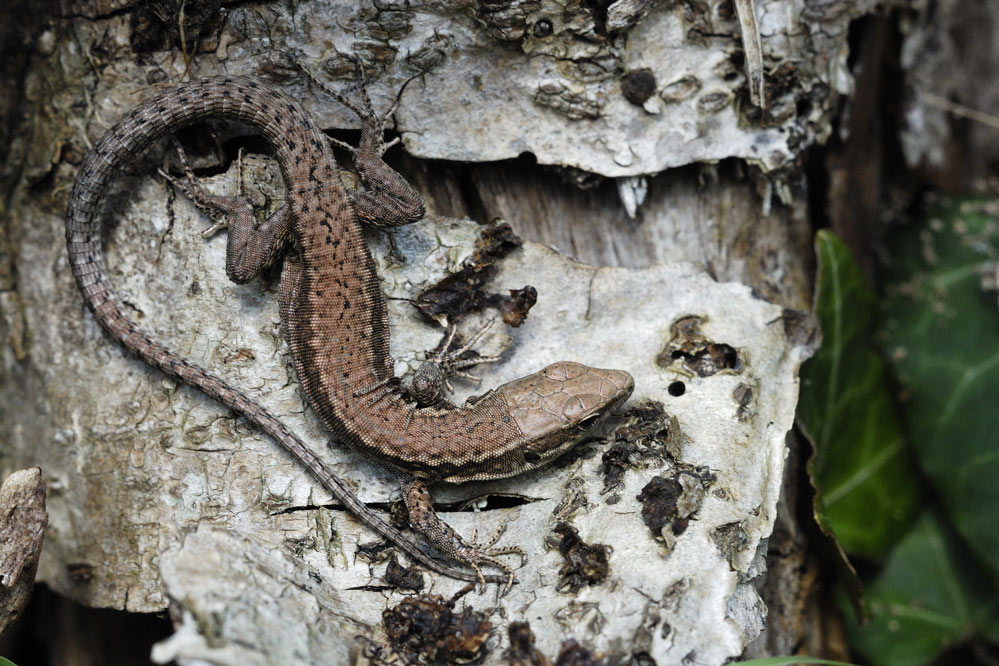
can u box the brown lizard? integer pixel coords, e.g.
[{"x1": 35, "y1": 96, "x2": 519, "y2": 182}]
[{"x1": 65, "y1": 74, "x2": 634, "y2": 589}]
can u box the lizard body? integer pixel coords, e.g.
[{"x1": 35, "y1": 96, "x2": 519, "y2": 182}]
[{"x1": 66, "y1": 76, "x2": 633, "y2": 585}]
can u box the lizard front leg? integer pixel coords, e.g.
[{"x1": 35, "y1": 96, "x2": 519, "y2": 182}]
[{"x1": 160, "y1": 144, "x2": 292, "y2": 283}]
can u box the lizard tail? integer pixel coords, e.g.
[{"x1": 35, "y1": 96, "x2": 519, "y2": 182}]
[
  {"x1": 64, "y1": 77, "x2": 491, "y2": 584},
  {"x1": 65, "y1": 77, "x2": 331, "y2": 480}
]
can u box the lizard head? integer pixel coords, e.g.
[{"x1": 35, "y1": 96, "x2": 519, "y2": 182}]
[{"x1": 466, "y1": 361, "x2": 634, "y2": 480}]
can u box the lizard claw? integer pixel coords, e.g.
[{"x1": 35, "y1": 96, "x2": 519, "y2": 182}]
[
  {"x1": 401, "y1": 477, "x2": 524, "y2": 594},
  {"x1": 159, "y1": 143, "x2": 253, "y2": 240},
  {"x1": 446, "y1": 523, "x2": 527, "y2": 595},
  {"x1": 295, "y1": 58, "x2": 402, "y2": 158}
]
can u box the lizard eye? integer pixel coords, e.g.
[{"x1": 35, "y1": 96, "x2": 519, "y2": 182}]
[{"x1": 524, "y1": 450, "x2": 541, "y2": 464}]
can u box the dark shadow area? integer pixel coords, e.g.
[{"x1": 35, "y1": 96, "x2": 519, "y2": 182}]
[{"x1": 2, "y1": 586, "x2": 172, "y2": 666}]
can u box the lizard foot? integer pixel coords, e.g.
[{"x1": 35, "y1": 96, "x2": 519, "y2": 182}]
[
  {"x1": 158, "y1": 143, "x2": 253, "y2": 239},
  {"x1": 410, "y1": 318, "x2": 502, "y2": 406},
  {"x1": 295, "y1": 57, "x2": 406, "y2": 158},
  {"x1": 456, "y1": 543, "x2": 526, "y2": 595},
  {"x1": 463, "y1": 524, "x2": 528, "y2": 591},
  {"x1": 448, "y1": 523, "x2": 527, "y2": 594}
]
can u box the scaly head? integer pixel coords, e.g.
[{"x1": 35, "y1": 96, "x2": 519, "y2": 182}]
[{"x1": 444, "y1": 361, "x2": 634, "y2": 483}]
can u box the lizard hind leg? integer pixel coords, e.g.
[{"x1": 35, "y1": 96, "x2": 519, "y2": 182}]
[
  {"x1": 401, "y1": 477, "x2": 524, "y2": 593},
  {"x1": 296, "y1": 60, "x2": 425, "y2": 229},
  {"x1": 159, "y1": 142, "x2": 293, "y2": 285}
]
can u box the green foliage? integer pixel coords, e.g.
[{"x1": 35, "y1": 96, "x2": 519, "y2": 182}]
[
  {"x1": 798, "y1": 230, "x2": 920, "y2": 558},
  {"x1": 841, "y1": 512, "x2": 999, "y2": 666},
  {"x1": 878, "y1": 199, "x2": 999, "y2": 574},
  {"x1": 801, "y1": 199, "x2": 999, "y2": 666}
]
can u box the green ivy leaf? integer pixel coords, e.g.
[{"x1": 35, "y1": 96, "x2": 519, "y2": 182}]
[
  {"x1": 878, "y1": 198, "x2": 999, "y2": 574},
  {"x1": 842, "y1": 511, "x2": 999, "y2": 666},
  {"x1": 798, "y1": 231, "x2": 920, "y2": 559}
]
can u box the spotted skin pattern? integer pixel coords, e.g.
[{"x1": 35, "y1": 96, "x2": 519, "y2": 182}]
[{"x1": 65, "y1": 77, "x2": 634, "y2": 589}]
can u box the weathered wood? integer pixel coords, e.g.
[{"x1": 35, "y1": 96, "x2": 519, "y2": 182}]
[{"x1": 0, "y1": 468, "x2": 47, "y2": 635}]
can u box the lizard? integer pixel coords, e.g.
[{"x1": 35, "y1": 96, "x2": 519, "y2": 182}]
[{"x1": 65, "y1": 73, "x2": 634, "y2": 589}]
